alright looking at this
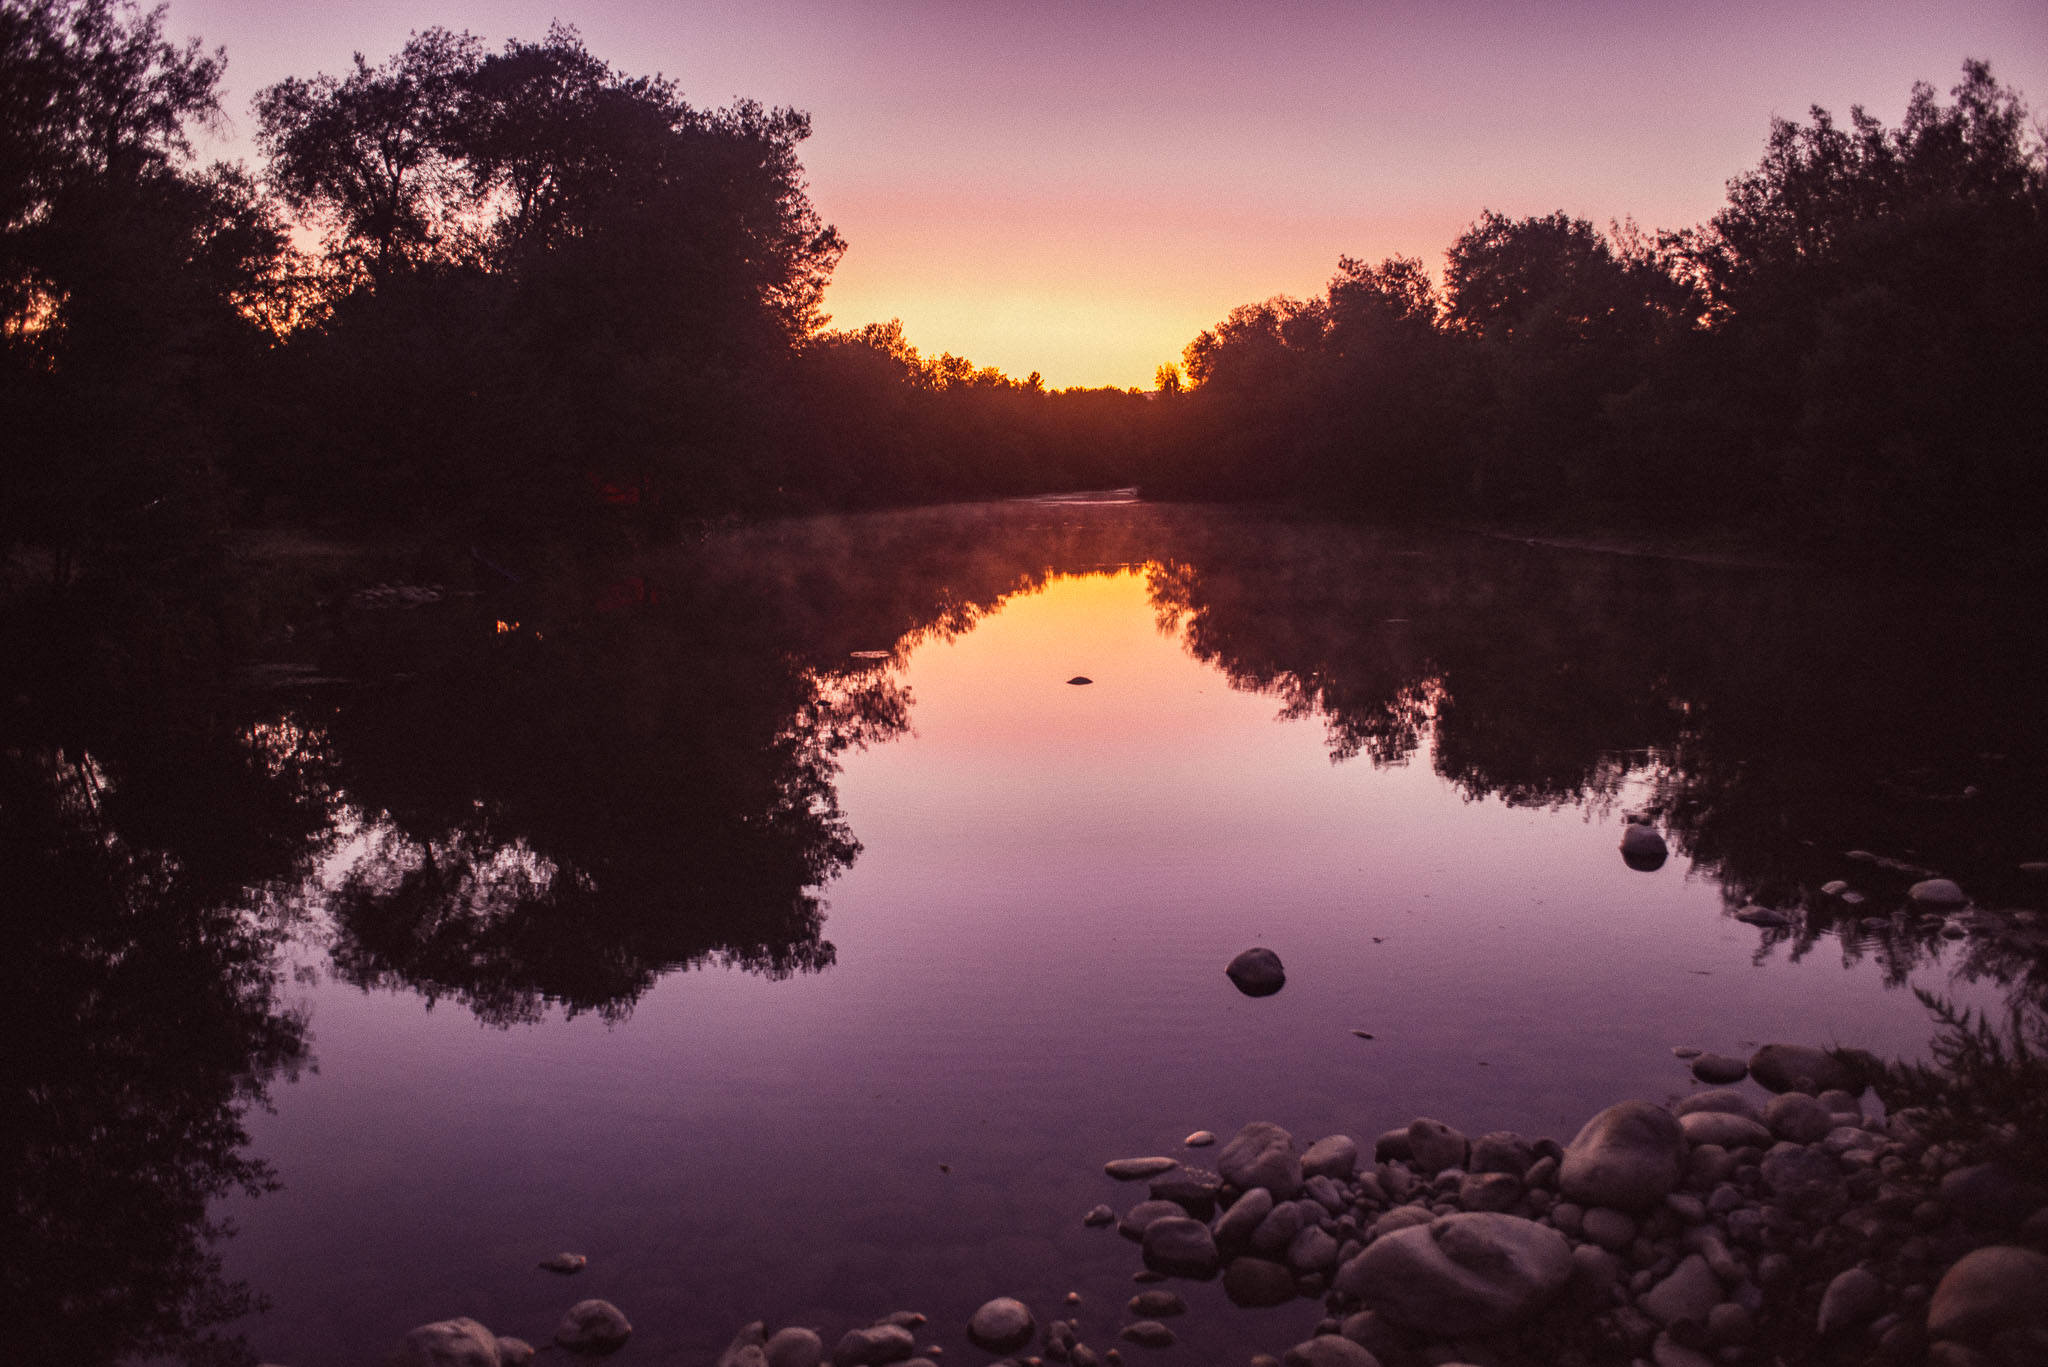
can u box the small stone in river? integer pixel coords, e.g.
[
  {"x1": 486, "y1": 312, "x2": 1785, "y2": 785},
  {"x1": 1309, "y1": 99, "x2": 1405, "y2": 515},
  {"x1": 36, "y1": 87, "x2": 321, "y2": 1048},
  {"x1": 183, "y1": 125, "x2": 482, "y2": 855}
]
[
  {"x1": 539, "y1": 1252, "x2": 588, "y2": 1273},
  {"x1": 1749, "y1": 1043, "x2": 1859, "y2": 1095},
  {"x1": 1223, "y1": 1257, "x2": 1295, "y2": 1307},
  {"x1": 1620, "y1": 822, "x2": 1669, "y2": 870},
  {"x1": 1118, "y1": 1321, "x2": 1174, "y2": 1348},
  {"x1": 1908, "y1": 877, "x2": 1967, "y2": 908},
  {"x1": 1184, "y1": 1130, "x2": 1214, "y2": 1147},
  {"x1": 1815, "y1": 1266, "x2": 1883, "y2": 1337},
  {"x1": 1405, "y1": 1118, "x2": 1469, "y2": 1174},
  {"x1": 1226, "y1": 947, "x2": 1286, "y2": 996},
  {"x1": 1142, "y1": 1216, "x2": 1220, "y2": 1276},
  {"x1": 1127, "y1": 1290, "x2": 1185, "y2": 1318},
  {"x1": 1119, "y1": 1200, "x2": 1185, "y2": 1239},
  {"x1": 833, "y1": 1324, "x2": 916, "y2": 1367},
  {"x1": 1281, "y1": 1339, "x2": 1379, "y2": 1367},
  {"x1": 1218, "y1": 1122, "x2": 1302, "y2": 1197},
  {"x1": 555, "y1": 1299, "x2": 632, "y2": 1354},
  {"x1": 1084, "y1": 1204, "x2": 1115, "y2": 1227},
  {"x1": 497, "y1": 1337, "x2": 537, "y2": 1367},
  {"x1": 1301, "y1": 1135, "x2": 1358, "y2": 1181},
  {"x1": 1690, "y1": 1053, "x2": 1747, "y2": 1084},
  {"x1": 1734, "y1": 904, "x2": 1792, "y2": 926},
  {"x1": 966, "y1": 1298, "x2": 1035, "y2": 1352},
  {"x1": 1105, "y1": 1157, "x2": 1180, "y2": 1181},
  {"x1": 393, "y1": 1319, "x2": 500, "y2": 1367},
  {"x1": 1067, "y1": 676, "x2": 1093, "y2": 686},
  {"x1": 1671, "y1": 1046, "x2": 1703, "y2": 1059},
  {"x1": 766, "y1": 1327, "x2": 824, "y2": 1367}
]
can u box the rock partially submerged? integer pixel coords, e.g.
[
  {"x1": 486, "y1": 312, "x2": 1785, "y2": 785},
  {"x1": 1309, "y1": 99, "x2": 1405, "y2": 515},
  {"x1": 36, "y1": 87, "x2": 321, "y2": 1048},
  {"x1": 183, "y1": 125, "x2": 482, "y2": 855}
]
[
  {"x1": 1226, "y1": 946, "x2": 1287, "y2": 996},
  {"x1": 393, "y1": 1318, "x2": 501, "y2": 1367},
  {"x1": 555, "y1": 1300, "x2": 631, "y2": 1355},
  {"x1": 1619, "y1": 820, "x2": 1669, "y2": 871},
  {"x1": 1334, "y1": 1211, "x2": 1572, "y2": 1334},
  {"x1": 1559, "y1": 1100, "x2": 1686, "y2": 1210},
  {"x1": 964, "y1": 1297, "x2": 1033, "y2": 1352}
]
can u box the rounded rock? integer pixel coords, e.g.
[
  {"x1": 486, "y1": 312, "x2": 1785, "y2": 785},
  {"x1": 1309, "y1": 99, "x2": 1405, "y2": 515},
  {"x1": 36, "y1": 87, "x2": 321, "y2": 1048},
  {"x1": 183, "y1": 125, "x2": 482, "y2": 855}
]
[
  {"x1": 1763, "y1": 1092, "x2": 1835, "y2": 1144},
  {"x1": 1218, "y1": 1122, "x2": 1303, "y2": 1198},
  {"x1": 1331, "y1": 1212, "x2": 1572, "y2": 1335},
  {"x1": 1226, "y1": 947, "x2": 1287, "y2": 996},
  {"x1": 966, "y1": 1298, "x2": 1035, "y2": 1353},
  {"x1": 1678, "y1": 1110, "x2": 1772, "y2": 1149},
  {"x1": 1405, "y1": 1118, "x2": 1469, "y2": 1175},
  {"x1": 832, "y1": 1324, "x2": 915, "y2": 1367},
  {"x1": 1302, "y1": 1135, "x2": 1359, "y2": 1181},
  {"x1": 1127, "y1": 1289, "x2": 1185, "y2": 1317},
  {"x1": 1908, "y1": 878, "x2": 1968, "y2": 908},
  {"x1": 1281, "y1": 1338, "x2": 1382, "y2": 1367},
  {"x1": 766, "y1": 1327, "x2": 825, "y2": 1367},
  {"x1": 1690, "y1": 1054, "x2": 1748, "y2": 1085},
  {"x1": 1185, "y1": 1130, "x2": 1215, "y2": 1147},
  {"x1": 1748, "y1": 1044, "x2": 1859, "y2": 1096},
  {"x1": 497, "y1": 1337, "x2": 537, "y2": 1367},
  {"x1": 1927, "y1": 1245, "x2": 2048, "y2": 1343},
  {"x1": 1106, "y1": 1157, "x2": 1180, "y2": 1181},
  {"x1": 394, "y1": 1319, "x2": 500, "y2": 1367},
  {"x1": 1223, "y1": 1256, "x2": 1296, "y2": 1307},
  {"x1": 1621, "y1": 823, "x2": 1669, "y2": 871},
  {"x1": 1816, "y1": 1266, "x2": 1884, "y2": 1335},
  {"x1": 1118, "y1": 1321, "x2": 1174, "y2": 1348},
  {"x1": 1142, "y1": 1216, "x2": 1221, "y2": 1277},
  {"x1": 555, "y1": 1300, "x2": 632, "y2": 1355},
  {"x1": 1559, "y1": 1101, "x2": 1687, "y2": 1211}
]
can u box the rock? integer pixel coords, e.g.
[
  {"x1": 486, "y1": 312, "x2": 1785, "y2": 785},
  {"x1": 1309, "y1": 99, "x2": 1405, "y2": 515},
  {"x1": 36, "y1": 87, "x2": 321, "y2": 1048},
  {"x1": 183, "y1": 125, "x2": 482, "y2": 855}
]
[
  {"x1": 1650, "y1": 1332, "x2": 1715, "y2": 1367},
  {"x1": 1227, "y1": 947, "x2": 1287, "y2": 996},
  {"x1": 966, "y1": 1298, "x2": 1035, "y2": 1352},
  {"x1": 1219, "y1": 1122, "x2": 1303, "y2": 1198},
  {"x1": 1067, "y1": 676, "x2": 1093, "y2": 685},
  {"x1": 1580, "y1": 1206, "x2": 1635, "y2": 1251},
  {"x1": 1763, "y1": 1092, "x2": 1834, "y2": 1143},
  {"x1": 766, "y1": 1327, "x2": 825, "y2": 1367},
  {"x1": 1332, "y1": 1211, "x2": 1572, "y2": 1335},
  {"x1": 539, "y1": 1252, "x2": 588, "y2": 1274},
  {"x1": 1251, "y1": 1200, "x2": 1306, "y2": 1254},
  {"x1": 1185, "y1": 1130, "x2": 1215, "y2": 1147},
  {"x1": 1288, "y1": 1225, "x2": 1341, "y2": 1273},
  {"x1": 1638, "y1": 1254, "x2": 1721, "y2": 1328},
  {"x1": 1120, "y1": 1200, "x2": 1186, "y2": 1239},
  {"x1": 1748, "y1": 1044, "x2": 1858, "y2": 1095},
  {"x1": 1371, "y1": 1205, "x2": 1434, "y2": 1240},
  {"x1": 1106, "y1": 1157, "x2": 1180, "y2": 1181},
  {"x1": 1458, "y1": 1173, "x2": 1521, "y2": 1212},
  {"x1": 555, "y1": 1300, "x2": 632, "y2": 1355},
  {"x1": 1084, "y1": 1204, "x2": 1116, "y2": 1227},
  {"x1": 716, "y1": 1323, "x2": 767, "y2": 1367},
  {"x1": 1150, "y1": 1166, "x2": 1221, "y2": 1217},
  {"x1": 874, "y1": 1313, "x2": 925, "y2": 1331},
  {"x1": 1469, "y1": 1131, "x2": 1535, "y2": 1177},
  {"x1": 1942, "y1": 1164, "x2": 2046, "y2": 1231},
  {"x1": 1127, "y1": 1289, "x2": 1185, "y2": 1317},
  {"x1": 1223, "y1": 1256, "x2": 1296, "y2": 1307},
  {"x1": 1119, "y1": 1321, "x2": 1174, "y2": 1348},
  {"x1": 1926, "y1": 1245, "x2": 2048, "y2": 1343},
  {"x1": 1820, "y1": 879, "x2": 1851, "y2": 896},
  {"x1": 1621, "y1": 823, "x2": 1669, "y2": 870},
  {"x1": 1734, "y1": 905, "x2": 1792, "y2": 926},
  {"x1": 831, "y1": 1324, "x2": 915, "y2": 1367},
  {"x1": 1675, "y1": 1089, "x2": 1758, "y2": 1120},
  {"x1": 1908, "y1": 878, "x2": 1968, "y2": 908},
  {"x1": 497, "y1": 1338, "x2": 536, "y2": 1367},
  {"x1": 1373, "y1": 1128, "x2": 1412, "y2": 1164},
  {"x1": 1816, "y1": 1266, "x2": 1884, "y2": 1335},
  {"x1": 1303, "y1": 1135, "x2": 1359, "y2": 1181},
  {"x1": 1405, "y1": 1118, "x2": 1469, "y2": 1175},
  {"x1": 394, "y1": 1319, "x2": 501, "y2": 1367},
  {"x1": 1281, "y1": 1338, "x2": 1382, "y2": 1367},
  {"x1": 1690, "y1": 1053, "x2": 1748, "y2": 1084},
  {"x1": 1760, "y1": 1142, "x2": 1846, "y2": 1212},
  {"x1": 1706, "y1": 1302, "x2": 1754, "y2": 1346},
  {"x1": 1678, "y1": 1110, "x2": 1771, "y2": 1149},
  {"x1": 1303, "y1": 1174, "x2": 1348, "y2": 1213},
  {"x1": 1213, "y1": 1187, "x2": 1274, "y2": 1247},
  {"x1": 1559, "y1": 1101, "x2": 1687, "y2": 1211},
  {"x1": 1143, "y1": 1216, "x2": 1221, "y2": 1276}
]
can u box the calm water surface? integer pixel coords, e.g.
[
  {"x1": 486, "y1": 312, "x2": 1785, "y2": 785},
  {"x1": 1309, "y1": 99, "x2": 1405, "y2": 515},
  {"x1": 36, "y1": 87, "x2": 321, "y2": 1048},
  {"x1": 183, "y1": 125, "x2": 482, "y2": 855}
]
[{"x1": 14, "y1": 501, "x2": 2045, "y2": 1366}]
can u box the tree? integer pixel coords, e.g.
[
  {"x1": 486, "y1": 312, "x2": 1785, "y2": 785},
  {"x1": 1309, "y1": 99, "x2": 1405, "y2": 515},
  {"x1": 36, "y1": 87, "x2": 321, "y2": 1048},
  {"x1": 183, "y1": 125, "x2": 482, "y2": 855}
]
[{"x1": 253, "y1": 28, "x2": 481, "y2": 279}]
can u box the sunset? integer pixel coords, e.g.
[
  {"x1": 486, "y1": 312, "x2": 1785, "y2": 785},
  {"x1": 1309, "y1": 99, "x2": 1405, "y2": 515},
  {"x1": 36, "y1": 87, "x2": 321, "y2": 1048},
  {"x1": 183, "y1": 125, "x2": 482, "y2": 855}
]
[
  {"x1": 171, "y1": 0, "x2": 2048, "y2": 386},
  {"x1": 9, "y1": 0, "x2": 2048, "y2": 1363}
]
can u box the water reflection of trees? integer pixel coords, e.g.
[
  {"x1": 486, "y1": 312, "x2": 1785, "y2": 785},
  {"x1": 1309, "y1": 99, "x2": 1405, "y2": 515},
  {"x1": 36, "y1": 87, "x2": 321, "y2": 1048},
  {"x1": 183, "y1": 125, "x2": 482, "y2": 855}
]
[
  {"x1": 1143, "y1": 517, "x2": 2048, "y2": 1010},
  {"x1": 3, "y1": 705, "x2": 318, "y2": 1367}
]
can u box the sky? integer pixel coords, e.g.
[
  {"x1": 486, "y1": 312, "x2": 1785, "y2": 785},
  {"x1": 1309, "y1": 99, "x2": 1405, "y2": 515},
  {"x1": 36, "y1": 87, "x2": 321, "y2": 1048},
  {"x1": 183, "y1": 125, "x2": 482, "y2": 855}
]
[{"x1": 172, "y1": 0, "x2": 2048, "y2": 389}]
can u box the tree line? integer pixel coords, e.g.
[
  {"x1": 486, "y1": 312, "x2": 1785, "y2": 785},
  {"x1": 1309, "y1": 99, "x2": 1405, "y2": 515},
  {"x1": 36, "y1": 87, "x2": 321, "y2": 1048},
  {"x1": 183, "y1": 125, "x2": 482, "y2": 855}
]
[{"x1": 4, "y1": 0, "x2": 2044, "y2": 605}]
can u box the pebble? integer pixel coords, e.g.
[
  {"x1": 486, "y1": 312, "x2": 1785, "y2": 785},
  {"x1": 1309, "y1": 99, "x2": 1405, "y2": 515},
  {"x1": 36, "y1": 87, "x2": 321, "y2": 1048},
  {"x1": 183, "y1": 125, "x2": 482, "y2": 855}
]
[
  {"x1": 1126, "y1": 1290, "x2": 1184, "y2": 1318},
  {"x1": 1225, "y1": 947, "x2": 1287, "y2": 996},
  {"x1": 1689, "y1": 1053, "x2": 1748, "y2": 1084},
  {"x1": 555, "y1": 1300, "x2": 632, "y2": 1354},
  {"x1": 1184, "y1": 1131, "x2": 1215, "y2": 1147},
  {"x1": 966, "y1": 1299, "x2": 1035, "y2": 1353},
  {"x1": 538, "y1": 1252, "x2": 588, "y2": 1274},
  {"x1": 1117, "y1": 1321, "x2": 1174, "y2": 1348},
  {"x1": 1105, "y1": 1157, "x2": 1180, "y2": 1181}
]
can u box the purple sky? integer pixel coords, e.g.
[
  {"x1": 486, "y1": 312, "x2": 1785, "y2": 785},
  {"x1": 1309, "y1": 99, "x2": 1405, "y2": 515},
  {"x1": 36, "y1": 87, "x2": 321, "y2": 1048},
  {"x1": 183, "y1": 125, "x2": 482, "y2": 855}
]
[{"x1": 174, "y1": 0, "x2": 2048, "y2": 387}]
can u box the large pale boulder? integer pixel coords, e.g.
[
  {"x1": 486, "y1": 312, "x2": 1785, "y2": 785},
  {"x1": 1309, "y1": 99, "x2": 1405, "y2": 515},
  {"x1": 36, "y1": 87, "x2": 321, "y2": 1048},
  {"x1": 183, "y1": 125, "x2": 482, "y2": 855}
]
[
  {"x1": 1219, "y1": 1121, "x2": 1303, "y2": 1198},
  {"x1": 1559, "y1": 1101, "x2": 1686, "y2": 1211},
  {"x1": 393, "y1": 1318, "x2": 501, "y2": 1367},
  {"x1": 1332, "y1": 1212, "x2": 1572, "y2": 1335}
]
